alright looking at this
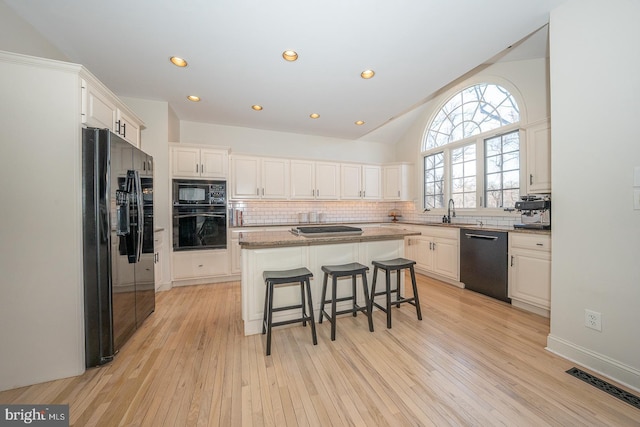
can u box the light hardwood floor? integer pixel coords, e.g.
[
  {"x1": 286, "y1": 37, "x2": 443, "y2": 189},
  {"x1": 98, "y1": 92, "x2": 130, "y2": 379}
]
[{"x1": 1, "y1": 274, "x2": 638, "y2": 426}]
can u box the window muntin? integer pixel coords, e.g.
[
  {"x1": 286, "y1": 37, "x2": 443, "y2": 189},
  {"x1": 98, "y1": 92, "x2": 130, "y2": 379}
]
[
  {"x1": 424, "y1": 152, "x2": 444, "y2": 209},
  {"x1": 422, "y1": 83, "x2": 521, "y2": 211},
  {"x1": 424, "y1": 83, "x2": 520, "y2": 151},
  {"x1": 484, "y1": 131, "x2": 520, "y2": 208}
]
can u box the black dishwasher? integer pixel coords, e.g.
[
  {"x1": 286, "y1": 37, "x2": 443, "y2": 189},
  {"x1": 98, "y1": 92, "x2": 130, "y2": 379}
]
[{"x1": 459, "y1": 229, "x2": 510, "y2": 303}]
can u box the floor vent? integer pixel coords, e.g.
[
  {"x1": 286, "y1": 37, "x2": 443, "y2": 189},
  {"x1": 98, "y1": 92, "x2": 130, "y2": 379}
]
[{"x1": 566, "y1": 367, "x2": 640, "y2": 410}]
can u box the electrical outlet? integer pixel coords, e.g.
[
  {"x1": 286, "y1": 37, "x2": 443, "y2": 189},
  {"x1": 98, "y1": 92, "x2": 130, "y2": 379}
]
[{"x1": 585, "y1": 309, "x2": 602, "y2": 331}]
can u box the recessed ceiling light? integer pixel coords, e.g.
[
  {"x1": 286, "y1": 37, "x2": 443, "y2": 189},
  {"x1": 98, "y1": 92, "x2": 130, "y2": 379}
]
[
  {"x1": 360, "y1": 69, "x2": 375, "y2": 79},
  {"x1": 251, "y1": 105, "x2": 263, "y2": 111},
  {"x1": 187, "y1": 95, "x2": 200, "y2": 102},
  {"x1": 310, "y1": 113, "x2": 320, "y2": 119},
  {"x1": 170, "y1": 56, "x2": 188, "y2": 67},
  {"x1": 282, "y1": 50, "x2": 298, "y2": 61},
  {"x1": 355, "y1": 120, "x2": 365, "y2": 125}
]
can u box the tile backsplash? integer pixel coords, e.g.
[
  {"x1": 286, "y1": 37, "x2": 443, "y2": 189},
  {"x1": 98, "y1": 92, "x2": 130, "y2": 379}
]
[{"x1": 228, "y1": 200, "x2": 519, "y2": 228}]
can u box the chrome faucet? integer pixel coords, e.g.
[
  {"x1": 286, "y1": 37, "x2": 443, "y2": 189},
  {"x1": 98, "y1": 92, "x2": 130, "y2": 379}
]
[{"x1": 446, "y1": 198, "x2": 456, "y2": 223}]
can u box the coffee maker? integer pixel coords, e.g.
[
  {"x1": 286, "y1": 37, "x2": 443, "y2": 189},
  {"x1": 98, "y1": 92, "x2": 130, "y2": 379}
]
[{"x1": 514, "y1": 195, "x2": 551, "y2": 230}]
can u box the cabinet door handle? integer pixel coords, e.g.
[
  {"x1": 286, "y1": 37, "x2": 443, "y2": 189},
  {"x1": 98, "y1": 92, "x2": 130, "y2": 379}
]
[
  {"x1": 115, "y1": 120, "x2": 121, "y2": 134},
  {"x1": 121, "y1": 123, "x2": 126, "y2": 137},
  {"x1": 398, "y1": 190, "x2": 400, "y2": 197},
  {"x1": 256, "y1": 188, "x2": 260, "y2": 196},
  {"x1": 530, "y1": 174, "x2": 533, "y2": 185},
  {"x1": 536, "y1": 242, "x2": 544, "y2": 246},
  {"x1": 510, "y1": 255, "x2": 514, "y2": 267},
  {"x1": 196, "y1": 164, "x2": 199, "y2": 173},
  {"x1": 201, "y1": 163, "x2": 204, "y2": 174}
]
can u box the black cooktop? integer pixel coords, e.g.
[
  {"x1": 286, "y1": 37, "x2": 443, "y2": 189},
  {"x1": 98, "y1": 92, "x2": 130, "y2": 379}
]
[{"x1": 291, "y1": 225, "x2": 363, "y2": 236}]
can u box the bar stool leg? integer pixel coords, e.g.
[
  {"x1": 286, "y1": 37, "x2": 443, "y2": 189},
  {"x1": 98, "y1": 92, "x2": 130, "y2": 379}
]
[
  {"x1": 351, "y1": 275, "x2": 358, "y2": 317},
  {"x1": 262, "y1": 280, "x2": 270, "y2": 335},
  {"x1": 300, "y1": 281, "x2": 307, "y2": 327},
  {"x1": 361, "y1": 272, "x2": 374, "y2": 332},
  {"x1": 370, "y1": 266, "x2": 378, "y2": 307},
  {"x1": 409, "y1": 266, "x2": 422, "y2": 320},
  {"x1": 266, "y1": 282, "x2": 274, "y2": 356},
  {"x1": 385, "y1": 268, "x2": 392, "y2": 329},
  {"x1": 319, "y1": 273, "x2": 329, "y2": 324},
  {"x1": 305, "y1": 278, "x2": 318, "y2": 345},
  {"x1": 330, "y1": 275, "x2": 338, "y2": 341},
  {"x1": 395, "y1": 269, "x2": 402, "y2": 308}
]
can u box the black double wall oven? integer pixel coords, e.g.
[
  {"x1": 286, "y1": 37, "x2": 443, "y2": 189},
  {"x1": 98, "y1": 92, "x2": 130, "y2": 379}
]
[{"x1": 172, "y1": 179, "x2": 227, "y2": 251}]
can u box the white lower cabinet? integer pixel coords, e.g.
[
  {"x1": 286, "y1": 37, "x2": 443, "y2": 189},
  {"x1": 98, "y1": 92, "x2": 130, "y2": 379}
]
[
  {"x1": 172, "y1": 250, "x2": 229, "y2": 281},
  {"x1": 508, "y1": 233, "x2": 551, "y2": 316},
  {"x1": 153, "y1": 230, "x2": 164, "y2": 290},
  {"x1": 405, "y1": 226, "x2": 459, "y2": 282}
]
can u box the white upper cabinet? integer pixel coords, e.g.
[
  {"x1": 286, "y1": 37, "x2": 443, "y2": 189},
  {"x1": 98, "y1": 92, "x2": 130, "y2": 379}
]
[
  {"x1": 81, "y1": 76, "x2": 143, "y2": 147},
  {"x1": 172, "y1": 146, "x2": 228, "y2": 179},
  {"x1": 383, "y1": 163, "x2": 413, "y2": 201},
  {"x1": 290, "y1": 160, "x2": 339, "y2": 200},
  {"x1": 524, "y1": 119, "x2": 551, "y2": 194},
  {"x1": 231, "y1": 155, "x2": 289, "y2": 199},
  {"x1": 341, "y1": 164, "x2": 381, "y2": 200}
]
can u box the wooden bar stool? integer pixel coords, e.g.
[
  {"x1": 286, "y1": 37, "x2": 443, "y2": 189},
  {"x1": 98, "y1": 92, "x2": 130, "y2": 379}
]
[
  {"x1": 319, "y1": 262, "x2": 374, "y2": 341},
  {"x1": 370, "y1": 258, "x2": 422, "y2": 329},
  {"x1": 262, "y1": 267, "x2": 316, "y2": 356}
]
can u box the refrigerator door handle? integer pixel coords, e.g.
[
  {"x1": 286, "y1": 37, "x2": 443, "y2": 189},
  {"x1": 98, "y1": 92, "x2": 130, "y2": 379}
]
[{"x1": 134, "y1": 170, "x2": 144, "y2": 263}]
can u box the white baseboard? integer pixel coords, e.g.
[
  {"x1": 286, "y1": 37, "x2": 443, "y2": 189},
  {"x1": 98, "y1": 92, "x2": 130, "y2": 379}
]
[{"x1": 546, "y1": 334, "x2": 640, "y2": 393}]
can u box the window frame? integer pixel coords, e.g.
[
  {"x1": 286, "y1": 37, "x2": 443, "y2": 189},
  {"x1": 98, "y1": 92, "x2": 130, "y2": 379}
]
[{"x1": 421, "y1": 123, "x2": 522, "y2": 216}]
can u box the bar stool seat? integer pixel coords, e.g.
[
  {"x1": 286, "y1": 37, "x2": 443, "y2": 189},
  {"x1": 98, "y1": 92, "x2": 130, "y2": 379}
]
[
  {"x1": 319, "y1": 262, "x2": 374, "y2": 341},
  {"x1": 370, "y1": 258, "x2": 422, "y2": 328},
  {"x1": 262, "y1": 267, "x2": 316, "y2": 356}
]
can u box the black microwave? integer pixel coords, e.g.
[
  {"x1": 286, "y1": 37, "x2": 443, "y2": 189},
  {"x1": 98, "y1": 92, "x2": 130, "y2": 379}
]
[{"x1": 172, "y1": 179, "x2": 226, "y2": 205}]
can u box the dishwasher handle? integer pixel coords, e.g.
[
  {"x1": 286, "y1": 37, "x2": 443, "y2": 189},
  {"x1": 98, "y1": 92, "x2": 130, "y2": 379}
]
[{"x1": 464, "y1": 233, "x2": 499, "y2": 240}]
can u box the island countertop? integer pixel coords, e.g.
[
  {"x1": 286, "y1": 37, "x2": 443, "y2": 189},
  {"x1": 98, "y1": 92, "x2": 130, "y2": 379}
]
[{"x1": 238, "y1": 226, "x2": 421, "y2": 249}]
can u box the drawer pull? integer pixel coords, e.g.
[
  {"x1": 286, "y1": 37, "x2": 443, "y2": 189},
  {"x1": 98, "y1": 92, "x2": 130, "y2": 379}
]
[{"x1": 536, "y1": 243, "x2": 544, "y2": 246}]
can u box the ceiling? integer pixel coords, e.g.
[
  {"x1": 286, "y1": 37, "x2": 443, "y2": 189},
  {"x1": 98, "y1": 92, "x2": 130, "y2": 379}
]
[{"x1": 5, "y1": 0, "x2": 563, "y2": 143}]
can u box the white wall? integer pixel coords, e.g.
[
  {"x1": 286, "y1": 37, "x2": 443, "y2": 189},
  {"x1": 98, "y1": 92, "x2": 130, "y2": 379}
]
[
  {"x1": 0, "y1": 55, "x2": 85, "y2": 391},
  {"x1": 0, "y1": 1, "x2": 68, "y2": 61},
  {"x1": 180, "y1": 121, "x2": 395, "y2": 163},
  {"x1": 547, "y1": 0, "x2": 640, "y2": 390}
]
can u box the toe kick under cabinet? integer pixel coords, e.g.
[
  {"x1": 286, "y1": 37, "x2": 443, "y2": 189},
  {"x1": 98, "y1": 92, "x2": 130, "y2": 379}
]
[{"x1": 508, "y1": 233, "x2": 551, "y2": 317}]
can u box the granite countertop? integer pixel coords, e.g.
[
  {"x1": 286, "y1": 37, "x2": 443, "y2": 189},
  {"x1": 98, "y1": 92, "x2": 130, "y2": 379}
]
[
  {"x1": 238, "y1": 226, "x2": 421, "y2": 249},
  {"x1": 231, "y1": 221, "x2": 550, "y2": 235},
  {"x1": 392, "y1": 221, "x2": 551, "y2": 235}
]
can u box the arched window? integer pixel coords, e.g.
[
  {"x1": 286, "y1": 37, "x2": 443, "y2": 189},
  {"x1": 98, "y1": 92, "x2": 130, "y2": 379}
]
[{"x1": 422, "y1": 83, "x2": 521, "y2": 210}]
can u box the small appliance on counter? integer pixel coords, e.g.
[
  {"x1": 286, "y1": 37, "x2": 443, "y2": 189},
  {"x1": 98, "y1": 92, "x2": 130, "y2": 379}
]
[{"x1": 514, "y1": 195, "x2": 551, "y2": 230}]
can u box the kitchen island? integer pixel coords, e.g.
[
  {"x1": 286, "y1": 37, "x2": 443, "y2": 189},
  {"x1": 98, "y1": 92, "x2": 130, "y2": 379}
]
[{"x1": 239, "y1": 226, "x2": 420, "y2": 335}]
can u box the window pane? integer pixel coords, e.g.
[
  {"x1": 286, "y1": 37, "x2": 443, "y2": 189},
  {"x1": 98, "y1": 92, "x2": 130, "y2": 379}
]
[
  {"x1": 502, "y1": 151, "x2": 519, "y2": 171},
  {"x1": 464, "y1": 160, "x2": 476, "y2": 176},
  {"x1": 463, "y1": 192, "x2": 476, "y2": 208},
  {"x1": 503, "y1": 189, "x2": 520, "y2": 208},
  {"x1": 452, "y1": 177, "x2": 463, "y2": 192},
  {"x1": 503, "y1": 170, "x2": 519, "y2": 189},
  {"x1": 486, "y1": 155, "x2": 501, "y2": 174},
  {"x1": 463, "y1": 177, "x2": 476, "y2": 192},
  {"x1": 486, "y1": 137, "x2": 502, "y2": 156},
  {"x1": 484, "y1": 130, "x2": 520, "y2": 207},
  {"x1": 485, "y1": 190, "x2": 502, "y2": 208},
  {"x1": 452, "y1": 163, "x2": 464, "y2": 179},
  {"x1": 486, "y1": 172, "x2": 501, "y2": 190}
]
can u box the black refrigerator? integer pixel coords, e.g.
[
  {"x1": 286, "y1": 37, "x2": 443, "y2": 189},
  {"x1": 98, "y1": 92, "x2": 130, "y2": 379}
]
[{"x1": 82, "y1": 128, "x2": 155, "y2": 367}]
